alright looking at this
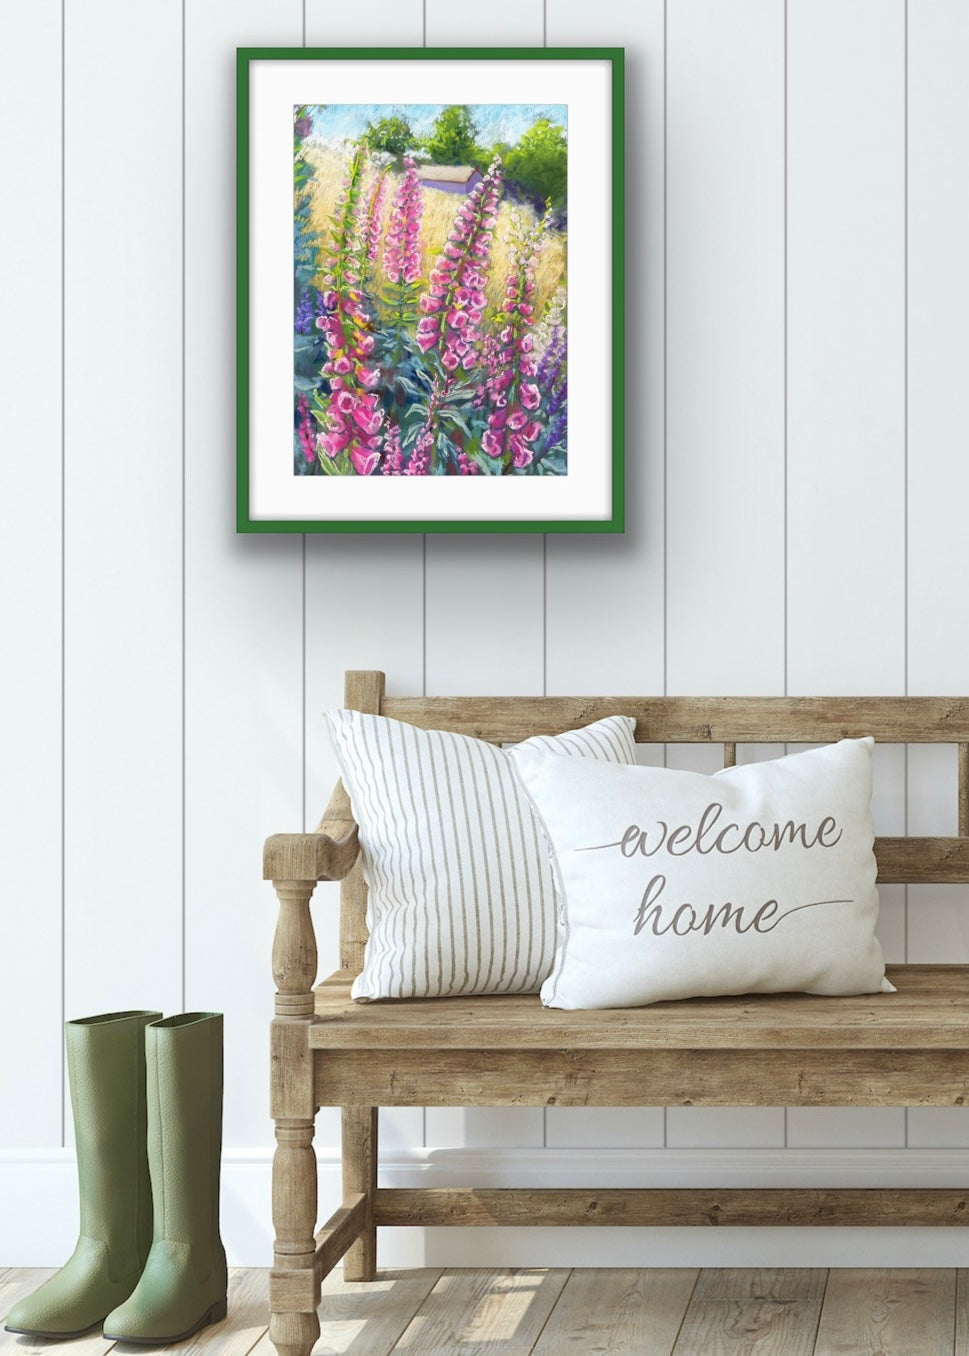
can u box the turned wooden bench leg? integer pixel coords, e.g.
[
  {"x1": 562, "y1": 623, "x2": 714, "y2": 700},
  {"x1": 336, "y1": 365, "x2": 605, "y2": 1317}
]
[
  {"x1": 269, "y1": 1116, "x2": 320, "y2": 1356},
  {"x1": 342, "y1": 1105, "x2": 378, "y2": 1281},
  {"x1": 269, "y1": 880, "x2": 323, "y2": 1356}
]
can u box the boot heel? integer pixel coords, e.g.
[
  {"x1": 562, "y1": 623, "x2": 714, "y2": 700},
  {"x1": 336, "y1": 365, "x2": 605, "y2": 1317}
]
[{"x1": 207, "y1": 1298, "x2": 228, "y2": 1326}]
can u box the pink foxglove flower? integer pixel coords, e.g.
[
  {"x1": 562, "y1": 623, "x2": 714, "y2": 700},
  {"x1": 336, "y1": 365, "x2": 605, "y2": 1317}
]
[
  {"x1": 380, "y1": 424, "x2": 405, "y2": 475},
  {"x1": 417, "y1": 160, "x2": 503, "y2": 373},
  {"x1": 382, "y1": 158, "x2": 424, "y2": 286},
  {"x1": 312, "y1": 143, "x2": 385, "y2": 472},
  {"x1": 365, "y1": 171, "x2": 388, "y2": 264},
  {"x1": 482, "y1": 209, "x2": 550, "y2": 471}
]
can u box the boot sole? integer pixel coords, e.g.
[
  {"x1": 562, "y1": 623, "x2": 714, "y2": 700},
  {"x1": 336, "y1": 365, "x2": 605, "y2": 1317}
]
[
  {"x1": 101, "y1": 1296, "x2": 228, "y2": 1344},
  {"x1": 4, "y1": 1320, "x2": 103, "y2": 1340}
]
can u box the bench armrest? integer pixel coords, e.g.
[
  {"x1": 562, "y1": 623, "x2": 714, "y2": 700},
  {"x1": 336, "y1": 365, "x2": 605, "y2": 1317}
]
[{"x1": 263, "y1": 822, "x2": 360, "y2": 884}]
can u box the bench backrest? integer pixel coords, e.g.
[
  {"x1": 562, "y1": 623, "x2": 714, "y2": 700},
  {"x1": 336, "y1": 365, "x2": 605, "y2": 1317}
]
[{"x1": 334, "y1": 670, "x2": 969, "y2": 974}]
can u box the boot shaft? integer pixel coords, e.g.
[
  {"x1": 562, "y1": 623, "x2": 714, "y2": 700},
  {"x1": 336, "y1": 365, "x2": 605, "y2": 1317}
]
[
  {"x1": 145, "y1": 1013, "x2": 223, "y2": 1254},
  {"x1": 66, "y1": 1010, "x2": 160, "y2": 1259}
]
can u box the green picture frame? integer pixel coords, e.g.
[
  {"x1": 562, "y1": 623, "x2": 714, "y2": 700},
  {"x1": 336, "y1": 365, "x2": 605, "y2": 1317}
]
[{"x1": 237, "y1": 46, "x2": 624, "y2": 534}]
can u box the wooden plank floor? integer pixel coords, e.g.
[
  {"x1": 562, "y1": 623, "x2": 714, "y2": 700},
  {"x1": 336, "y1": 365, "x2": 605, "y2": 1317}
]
[{"x1": 3, "y1": 1268, "x2": 969, "y2": 1354}]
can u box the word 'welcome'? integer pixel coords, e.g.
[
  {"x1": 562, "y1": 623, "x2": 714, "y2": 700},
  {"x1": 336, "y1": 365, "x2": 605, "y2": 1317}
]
[{"x1": 580, "y1": 801, "x2": 842, "y2": 860}]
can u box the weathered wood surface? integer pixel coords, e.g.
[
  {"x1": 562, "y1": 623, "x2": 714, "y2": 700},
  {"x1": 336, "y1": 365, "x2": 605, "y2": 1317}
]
[
  {"x1": 372, "y1": 1188, "x2": 969, "y2": 1228},
  {"x1": 876, "y1": 837, "x2": 969, "y2": 881},
  {"x1": 316, "y1": 1269, "x2": 444, "y2": 1356},
  {"x1": 341, "y1": 1106, "x2": 377, "y2": 1283},
  {"x1": 673, "y1": 1299, "x2": 822, "y2": 1355},
  {"x1": 263, "y1": 830, "x2": 359, "y2": 884},
  {"x1": 9, "y1": 1268, "x2": 969, "y2": 1355},
  {"x1": 380, "y1": 692, "x2": 969, "y2": 744},
  {"x1": 340, "y1": 670, "x2": 384, "y2": 973},
  {"x1": 312, "y1": 965, "x2": 969, "y2": 1050},
  {"x1": 956, "y1": 1269, "x2": 969, "y2": 1355},
  {"x1": 389, "y1": 1269, "x2": 570, "y2": 1355},
  {"x1": 316, "y1": 1045, "x2": 969, "y2": 1107},
  {"x1": 531, "y1": 1268, "x2": 700, "y2": 1356},
  {"x1": 311, "y1": 1193, "x2": 366, "y2": 1280},
  {"x1": 814, "y1": 1268, "x2": 957, "y2": 1356},
  {"x1": 693, "y1": 1268, "x2": 828, "y2": 1302}
]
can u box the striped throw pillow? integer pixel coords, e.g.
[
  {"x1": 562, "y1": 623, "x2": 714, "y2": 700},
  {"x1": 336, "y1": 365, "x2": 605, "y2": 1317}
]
[{"x1": 325, "y1": 709, "x2": 638, "y2": 1000}]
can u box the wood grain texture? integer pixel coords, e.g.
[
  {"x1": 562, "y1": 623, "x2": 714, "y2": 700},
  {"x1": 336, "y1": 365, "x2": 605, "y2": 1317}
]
[
  {"x1": 531, "y1": 1268, "x2": 699, "y2": 1356},
  {"x1": 956, "y1": 1268, "x2": 969, "y2": 1355},
  {"x1": 314, "y1": 1268, "x2": 444, "y2": 1356},
  {"x1": 693, "y1": 1269, "x2": 827, "y2": 1302},
  {"x1": 815, "y1": 1268, "x2": 956, "y2": 1356},
  {"x1": 342, "y1": 1106, "x2": 378, "y2": 1282},
  {"x1": 340, "y1": 673, "x2": 385, "y2": 977},
  {"x1": 264, "y1": 831, "x2": 359, "y2": 884},
  {"x1": 392, "y1": 1269, "x2": 569, "y2": 1354},
  {"x1": 373, "y1": 1188, "x2": 969, "y2": 1229},
  {"x1": 316, "y1": 1046, "x2": 969, "y2": 1108},
  {"x1": 380, "y1": 694, "x2": 969, "y2": 743},
  {"x1": 312, "y1": 966, "x2": 969, "y2": 1050},
  {"x1": 313, "y1": 1193, "x2": 367, "y2": 1280},
  {"x1": 673, "y1": 1299, "x2": 821, "y2": 1356}
]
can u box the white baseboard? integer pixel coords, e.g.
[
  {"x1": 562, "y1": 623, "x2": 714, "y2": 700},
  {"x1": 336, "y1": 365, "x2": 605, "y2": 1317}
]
[{"x1": 4, "y1": 1146, "x2": 969, "y2": 1268}]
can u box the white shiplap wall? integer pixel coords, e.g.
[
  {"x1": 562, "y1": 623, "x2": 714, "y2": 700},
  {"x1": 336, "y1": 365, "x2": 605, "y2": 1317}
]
[{"x1": 2, "y1": 0, "x2": 968, "y2": 1270}]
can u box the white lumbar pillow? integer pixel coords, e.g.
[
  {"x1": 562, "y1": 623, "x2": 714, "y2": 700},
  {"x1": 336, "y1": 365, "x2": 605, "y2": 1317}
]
[
  {"x1": 510, "y1": 737, "x2": 894, "y2": 1010},
  {"x1": 324, "y1": 709, "x2": 638, "y2": 1000}
]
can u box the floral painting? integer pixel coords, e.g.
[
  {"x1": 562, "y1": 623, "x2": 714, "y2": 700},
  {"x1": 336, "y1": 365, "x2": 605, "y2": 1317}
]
[{"x1": 293, "y1": 103, "x2": 568, "y2": 478}]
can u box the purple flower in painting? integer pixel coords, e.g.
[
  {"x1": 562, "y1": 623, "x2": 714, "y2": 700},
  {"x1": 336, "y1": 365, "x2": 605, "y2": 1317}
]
[
  {"x1": 294, "y1": 116, "x2": 313, "y2": 140},
  {"x1": 295, "y1": 394, "x2": 316, "y2": 468},
  {"x1": 295, "y1": 288, "x2": 316, "y2": 335}
]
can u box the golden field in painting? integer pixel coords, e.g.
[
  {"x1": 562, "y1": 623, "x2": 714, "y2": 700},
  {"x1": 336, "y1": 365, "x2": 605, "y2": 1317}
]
[{"x1": 304, "y1": 144, "x2": 567, "y2": 324}]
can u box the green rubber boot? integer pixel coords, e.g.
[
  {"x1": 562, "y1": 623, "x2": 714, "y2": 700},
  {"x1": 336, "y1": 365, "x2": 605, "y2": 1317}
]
[
  {"x1": 4, "y1": 1010, "x2": 161, "y2": 1339},
  {"x1": 103, "y1": 1013, "x2": 227, "y2": 1343}
]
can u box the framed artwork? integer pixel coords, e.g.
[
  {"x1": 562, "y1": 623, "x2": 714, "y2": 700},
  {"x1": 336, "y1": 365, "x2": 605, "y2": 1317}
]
[{"x1": 237, "y1": 47, "x2": 624, "y2": 534}]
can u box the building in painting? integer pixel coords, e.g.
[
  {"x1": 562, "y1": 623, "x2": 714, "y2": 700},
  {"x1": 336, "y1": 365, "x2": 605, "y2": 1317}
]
[{"x1": 415, "y1": 164, "x2": 483, "y2": 195}]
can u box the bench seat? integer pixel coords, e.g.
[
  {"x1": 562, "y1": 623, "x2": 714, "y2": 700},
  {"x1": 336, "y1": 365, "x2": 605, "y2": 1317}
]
[
  {"x1": 313, "y1": 964, "x2": 969, "y2": 1051},
  {"x1": 311, "y1": 965, "x2": 969, "y2": 1111}
]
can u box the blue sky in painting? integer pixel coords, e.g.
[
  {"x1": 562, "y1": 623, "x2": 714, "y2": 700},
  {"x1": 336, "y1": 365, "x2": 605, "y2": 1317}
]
[{"x1": 307, "y1": 103, "x2": 567, "y2": 148}]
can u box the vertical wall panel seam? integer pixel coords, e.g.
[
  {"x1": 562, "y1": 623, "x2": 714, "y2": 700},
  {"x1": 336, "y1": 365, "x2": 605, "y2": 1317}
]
[
  {"x1": 60, "y1": 0, "x2": 67, "y2": 1147},
  {"x1": 300, "y1": 597, "x2": 305, "y2": 827},
  {"x1": 783, "y1": 0, "x2": 789, "y2": 1152},
  {"x1": 903, "y1": 0, "x2": 909, "y2": 1146},
  {"x1": 662, "y1": 0, "x2": 668, "y2": 1153},
  {"x1": 180, "y1": 0, "x2": 187, "y2": 1014},
  {"x1": 422, "y1": 0, "x2": 427, "y2": 1155},
  {"x1": 301, "y1": 0, "x2": 308, "y2": 836},
  {"x1": 541, "y1": 0, "x2": 547, "y2": 1152}
]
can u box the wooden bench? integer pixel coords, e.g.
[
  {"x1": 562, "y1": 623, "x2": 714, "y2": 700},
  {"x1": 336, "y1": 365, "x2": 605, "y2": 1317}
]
[{"x1": 264, "y1": 670, "x2": 969, "y2": 1356}]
